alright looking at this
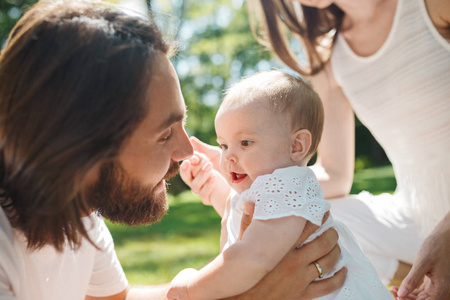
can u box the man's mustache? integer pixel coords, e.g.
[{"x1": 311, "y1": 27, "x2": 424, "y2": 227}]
[{"x1": 164, "y1": 161, "x2": 180, "y2": 181}]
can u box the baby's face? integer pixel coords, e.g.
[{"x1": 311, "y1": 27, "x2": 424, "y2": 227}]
[{"x1": 215, "y1": 102, "x2": 294, "y2": 194}]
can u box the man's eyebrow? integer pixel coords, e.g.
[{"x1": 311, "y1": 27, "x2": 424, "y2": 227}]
[{"x1": 158, "y1": 111, "x2": 187, "y2": 131}]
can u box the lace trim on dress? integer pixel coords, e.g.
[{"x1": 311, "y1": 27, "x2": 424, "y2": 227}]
[{"x1": 239, "y1": 167, "x2": 330, "y2": 226}]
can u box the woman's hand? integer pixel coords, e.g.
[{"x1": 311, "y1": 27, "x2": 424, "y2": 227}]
[
  {"x1": 391, "y1": 213, "x2": 450, "y2": 300},
  {"x1": 225, "y1": 212, "x2": 346, "y2": 299}
]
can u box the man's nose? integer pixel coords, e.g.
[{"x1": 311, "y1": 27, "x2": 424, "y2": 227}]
[{"x1": 173, "y1": 130, "x2": 194, "y2": 162}]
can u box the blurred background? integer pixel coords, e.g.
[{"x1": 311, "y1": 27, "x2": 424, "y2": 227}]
[{"x1": 1, "y1": 0, "x2": 395, "y2": 285}]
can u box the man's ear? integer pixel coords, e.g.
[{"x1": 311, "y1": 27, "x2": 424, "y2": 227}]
[{"x1": 291, "y1": 129, "x2": 312, "y2": 162}]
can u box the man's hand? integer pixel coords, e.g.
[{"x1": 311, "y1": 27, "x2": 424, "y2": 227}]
[{"x1": 226, "y1": 212, "x2": 346, "y2": 299}]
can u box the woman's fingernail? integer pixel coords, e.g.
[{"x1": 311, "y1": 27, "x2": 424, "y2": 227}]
[{"x1": 181, "y1": 162, "x2": 188, "y2": 170}]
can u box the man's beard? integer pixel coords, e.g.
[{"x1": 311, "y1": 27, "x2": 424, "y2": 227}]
[{"x1": 86, "y1": 160, "x2": 179, "y2": 225}]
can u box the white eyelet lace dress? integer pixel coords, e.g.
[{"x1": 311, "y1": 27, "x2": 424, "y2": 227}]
[{"x1": 224, "y1": 166, "x2": 393, "y2": 300}]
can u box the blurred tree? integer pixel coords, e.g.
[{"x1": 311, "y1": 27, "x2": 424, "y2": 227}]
[
  {"x1": 0, "y1": 0, "x2": 37, "y2": 47},
  {"x1": 168, "y1": 0, "x2": 275, "y2": 146}
]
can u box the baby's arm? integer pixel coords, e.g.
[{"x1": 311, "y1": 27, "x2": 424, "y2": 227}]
[{"x1": 168, "y1": 215, "x2": 306, "y2": 300}]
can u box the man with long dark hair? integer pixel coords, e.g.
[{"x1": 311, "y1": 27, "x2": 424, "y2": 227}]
[{"x1": 0, "y1": 1, "x2": 344, "y2": 299}]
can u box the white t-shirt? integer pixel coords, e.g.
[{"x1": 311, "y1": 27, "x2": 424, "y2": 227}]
[{"x1": 0, "y1": 208, "x2": 128, "y2": 300}]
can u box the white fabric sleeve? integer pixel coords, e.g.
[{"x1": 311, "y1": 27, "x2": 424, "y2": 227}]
[
  {"x1": 0, "y1": 227, "x2": 18, "y2": 300},
  {"x1": 240, "y1": 166, "x2": 330, "y2": 226},
  {"x1": 85, "y1": 217, "x2": 128, "y2": 297},
  {"x1": 0, "y1": 208, "x2": 27, "y2": 300}
]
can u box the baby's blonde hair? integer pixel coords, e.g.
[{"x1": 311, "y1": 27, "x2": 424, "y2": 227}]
[{"x1": 220, "y1": 70, "x2": 324, "y2": 157}]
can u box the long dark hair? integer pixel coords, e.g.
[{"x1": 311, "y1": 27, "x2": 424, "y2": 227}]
[
  {"x1": 248, "y1": 0, "x2": 344, "y2": 75},
  {"x1": 0, "y1": 0, "x2": 172, "y2": 250}
]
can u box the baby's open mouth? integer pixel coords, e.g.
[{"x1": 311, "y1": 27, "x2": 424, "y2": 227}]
[{"x1": 231, "y1": 172, "x2": 247, "y2": 183}]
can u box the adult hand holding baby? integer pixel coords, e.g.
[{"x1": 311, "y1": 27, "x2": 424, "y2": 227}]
[{"x1": 224, "y1": 211, "x2": 346, "y2": 300}]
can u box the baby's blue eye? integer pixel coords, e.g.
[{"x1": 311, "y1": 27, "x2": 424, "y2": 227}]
[
  {"x1": 219, "y1": 144, "x2": 228, "y2": 150},
  {"x1": 241, "y1": 140, "x2": 253, "y2": 147}
]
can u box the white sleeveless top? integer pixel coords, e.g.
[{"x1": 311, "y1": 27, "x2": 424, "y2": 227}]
[{"x1": 330, "y1": 0, "x2": 450, "y2": 235}]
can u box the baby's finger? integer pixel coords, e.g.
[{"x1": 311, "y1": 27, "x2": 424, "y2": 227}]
[
  {"x1": 191, "y1": 137, "x2": 221, "y2": 171},
  {"x1": 180, "y1": 160, "x2": 193, "y2": 185},
  {"x1": 191, "y1": 136, "x2": 220, "y2": 156},
  {"x1": 189, "y1": 152, "x2": 201, "y2": 166},
  {"x1": 197, "y1": 175, "x2": 217, "y2": 205},
  {"x1": 190, "y1": 152, "x2": 214, "y2": 178},
  {"x1": 189, "y1": 163, "x2": 214, "y2": 195}
]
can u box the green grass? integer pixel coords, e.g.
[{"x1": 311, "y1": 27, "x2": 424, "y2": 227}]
[
  {"x1": 351, "y1": 165, "x2": 396, "y2": 195},
  {"x1": 106, "y1": 192, "x2": 222, "y2": 285},
  {"x1": 107, "y1": 165, "x2": 396, "y2": 285}
]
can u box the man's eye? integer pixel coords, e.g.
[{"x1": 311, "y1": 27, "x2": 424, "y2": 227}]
[
  {"x1": 160, "y1": 129, "x2": 172, "y2": 142},
  {"x1": 241, "y1": 140, "x2": 253, "y2": 147},
  {"x1": 219, "y1": 144, "x2": 228, "y2": 150}
]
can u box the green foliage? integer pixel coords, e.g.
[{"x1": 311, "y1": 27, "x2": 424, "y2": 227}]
[
  {"x1": 351, "y1": 165, "x2": 396, "y2": 195},
  {"x1": 171, "y1": 0, "x2": 273, "y2": 145},
  {"x1": 0, "y1": 0, "x2": 37, "y2": 46}
]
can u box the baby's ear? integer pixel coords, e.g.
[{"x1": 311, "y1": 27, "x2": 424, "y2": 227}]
[{"x1": 290, "y1": 129, "x2": 312, "y2": 162}]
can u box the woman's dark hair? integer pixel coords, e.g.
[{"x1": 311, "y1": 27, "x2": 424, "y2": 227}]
[
  {"x1": 248, "y1": 0, "x2": 344, "y2": 75},
  {"x1": 0, "y1": 0, "x2": 172, "y2": 251}
]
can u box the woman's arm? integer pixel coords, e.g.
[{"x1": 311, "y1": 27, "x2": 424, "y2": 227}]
[
  {"x1": 169, "y1": 216, "x2": 306, "y2": 300},
  {"x1": 425, "y1": 0, "x2": 450, "y2": 39},
  {"x1": 310, "y1": 63, "x2": 355, "y2": 199}
]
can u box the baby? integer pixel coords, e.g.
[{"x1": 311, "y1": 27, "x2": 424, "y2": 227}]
[{"x1": 169, "y1": 71, "x2": 392, "y2": 299}]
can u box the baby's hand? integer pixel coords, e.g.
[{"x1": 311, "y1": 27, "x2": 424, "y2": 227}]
[
  {"x1": 180, "y1": 151, "x2": 216, "y2": 205},
  {"x1": 167, "y1": 268, "x2": 199, "y2": 300},
  {"x1": 180, "y1": 151, "x2": 230, "y2": 216}
]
